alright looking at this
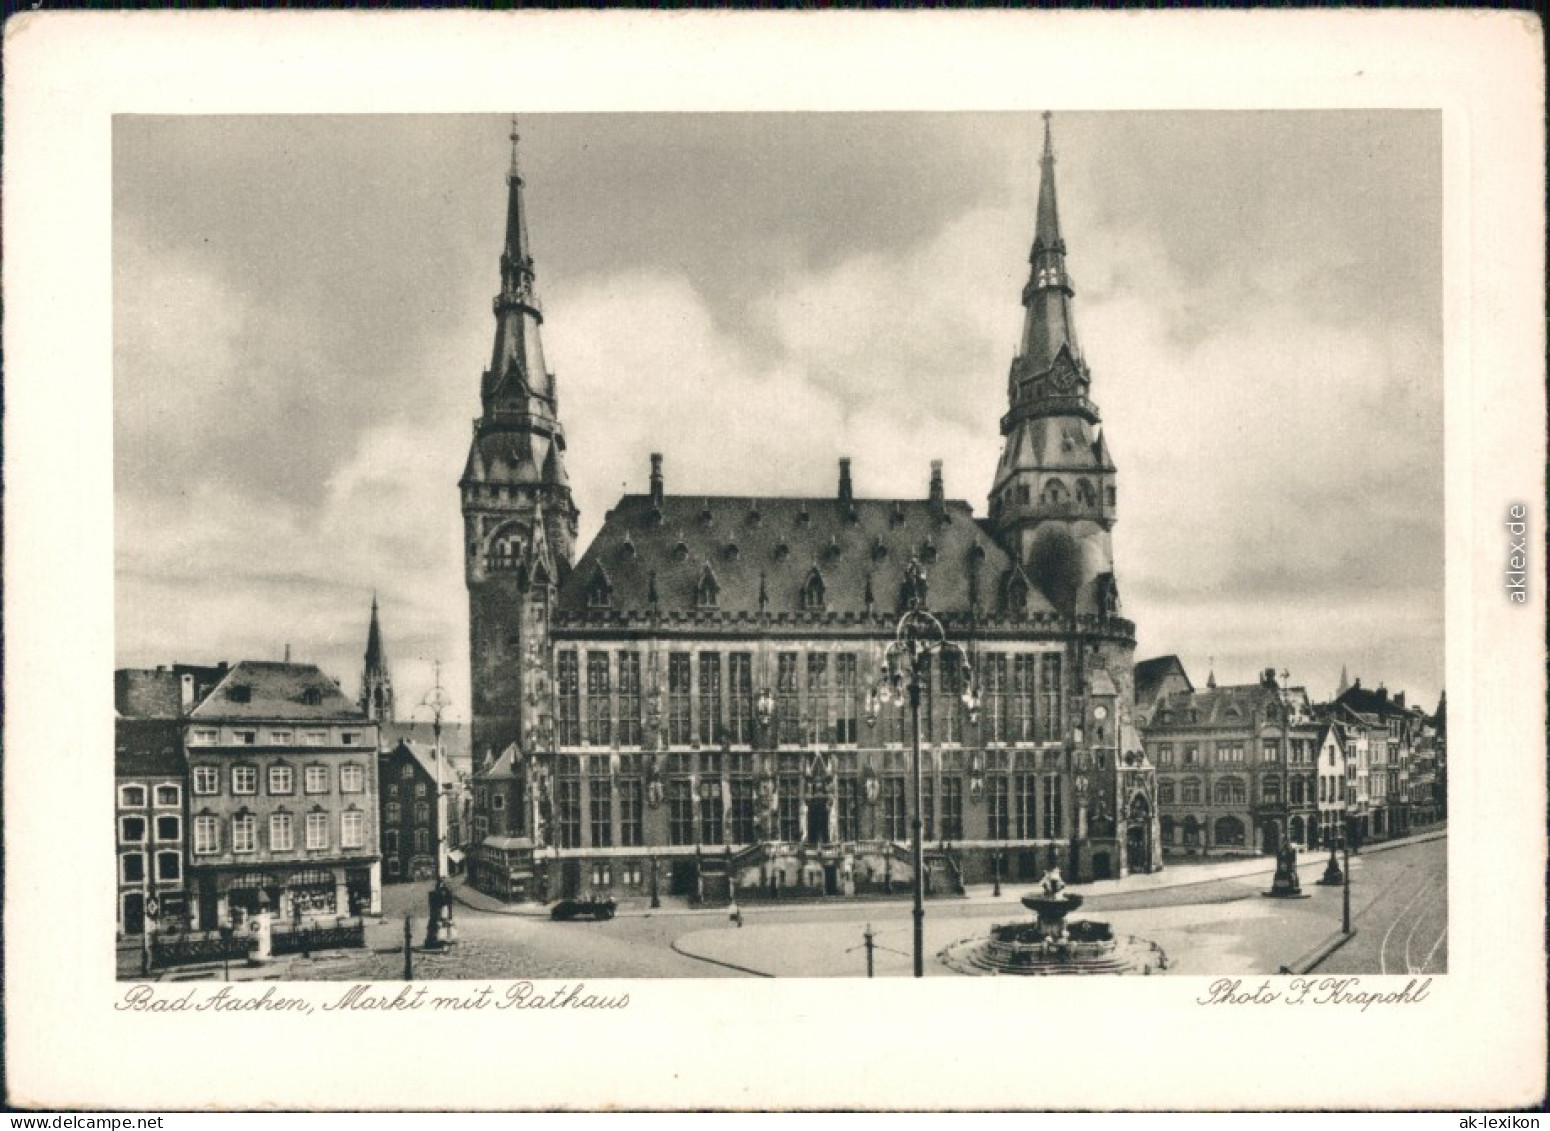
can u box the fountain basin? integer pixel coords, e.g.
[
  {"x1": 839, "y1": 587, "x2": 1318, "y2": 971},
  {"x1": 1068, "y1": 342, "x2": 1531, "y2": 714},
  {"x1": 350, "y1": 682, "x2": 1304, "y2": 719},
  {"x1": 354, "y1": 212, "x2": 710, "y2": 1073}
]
[{"x1": 938, "y1": 887, "x2": 1166, "y2": 976}]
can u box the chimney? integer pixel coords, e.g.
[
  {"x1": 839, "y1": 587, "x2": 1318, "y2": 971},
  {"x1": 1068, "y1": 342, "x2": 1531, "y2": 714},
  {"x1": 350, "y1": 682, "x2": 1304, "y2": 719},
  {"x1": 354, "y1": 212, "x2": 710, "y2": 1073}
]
[
  {"x1": 649, "y1": 453, "x2": 664, "y2": 509},
  {"x1": 929, "y1": 460, "x2": 945, "y2": 518},
  {"x1": 838, "y1": 457, "x2": 853, "y2": 506},
  {"x1": 179, "y1": 673, "x2": 195, "y2": 713}
]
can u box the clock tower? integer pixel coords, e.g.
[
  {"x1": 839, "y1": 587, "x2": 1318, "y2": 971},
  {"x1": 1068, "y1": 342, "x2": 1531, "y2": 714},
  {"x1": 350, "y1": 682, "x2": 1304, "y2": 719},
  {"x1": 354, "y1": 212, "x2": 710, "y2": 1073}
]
[
  {"x1": 461, "y1": 119, "x2": 578, "y2": 766},
  {"x1": 988, "y1": 113, "x2": 1120, "y2": 620}
]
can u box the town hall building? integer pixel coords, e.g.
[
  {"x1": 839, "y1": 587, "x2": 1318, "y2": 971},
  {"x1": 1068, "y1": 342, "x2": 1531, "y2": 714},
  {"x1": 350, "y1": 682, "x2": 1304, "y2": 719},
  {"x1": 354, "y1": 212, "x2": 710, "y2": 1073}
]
[{"x1": 466, "y1": 117, "x2": 1159, "y2": 903}]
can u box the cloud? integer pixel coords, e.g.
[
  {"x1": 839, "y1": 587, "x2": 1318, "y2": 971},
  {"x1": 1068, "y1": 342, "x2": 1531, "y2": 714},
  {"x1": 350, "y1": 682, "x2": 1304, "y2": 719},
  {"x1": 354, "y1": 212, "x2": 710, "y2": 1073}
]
[{"x1": 113, "y1": 113, "x2": 1446, "y2": 713}]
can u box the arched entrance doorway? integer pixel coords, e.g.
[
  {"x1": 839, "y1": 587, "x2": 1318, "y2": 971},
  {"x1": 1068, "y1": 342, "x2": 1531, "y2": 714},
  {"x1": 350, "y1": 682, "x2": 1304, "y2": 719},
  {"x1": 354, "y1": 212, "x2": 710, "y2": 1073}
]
[{"x1": 1126, "y1": 794, "x2": 1153, "y2": 872}]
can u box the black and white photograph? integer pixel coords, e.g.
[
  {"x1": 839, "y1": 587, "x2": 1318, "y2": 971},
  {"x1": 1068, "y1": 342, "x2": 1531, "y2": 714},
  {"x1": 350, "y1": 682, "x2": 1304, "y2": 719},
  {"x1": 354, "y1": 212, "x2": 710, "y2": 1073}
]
[
  {"x1": 109, "y1": 109, "x2": 1448, "y2": 985},
  {"x1": 5, "y1": 10, "x2": 1545, "y2": 1113}
]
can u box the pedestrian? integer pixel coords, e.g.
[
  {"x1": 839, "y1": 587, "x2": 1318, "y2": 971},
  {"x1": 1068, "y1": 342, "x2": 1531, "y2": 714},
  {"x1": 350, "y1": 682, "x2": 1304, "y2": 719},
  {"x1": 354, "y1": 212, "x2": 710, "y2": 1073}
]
[{"x1": 729, "y1": 901, "x2": 743, "y2": 928}]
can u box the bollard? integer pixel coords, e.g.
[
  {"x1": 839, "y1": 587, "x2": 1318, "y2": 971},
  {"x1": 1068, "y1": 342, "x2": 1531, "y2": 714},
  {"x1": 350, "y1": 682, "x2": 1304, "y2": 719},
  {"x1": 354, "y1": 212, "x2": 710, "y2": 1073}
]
[{"x1": 403, "y1": 915, "x2": 413, "y2": 981}]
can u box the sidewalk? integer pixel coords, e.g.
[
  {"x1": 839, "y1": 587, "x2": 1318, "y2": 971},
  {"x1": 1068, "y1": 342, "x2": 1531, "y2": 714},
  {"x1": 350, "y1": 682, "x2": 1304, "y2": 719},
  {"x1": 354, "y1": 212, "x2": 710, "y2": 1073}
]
[
  {"x1": 673, "y1": 829, "x2": 1447, "y2": 978},
  {"x1": 444, "y1": 826, "x2": 1448, "y2": 922}
]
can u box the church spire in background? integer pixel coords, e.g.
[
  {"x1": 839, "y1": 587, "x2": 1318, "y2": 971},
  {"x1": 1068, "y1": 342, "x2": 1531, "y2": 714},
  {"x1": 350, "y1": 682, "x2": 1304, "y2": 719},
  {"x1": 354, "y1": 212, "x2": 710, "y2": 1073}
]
[{"x1": 360, "y1": 592, "x2": 395, "y2": 723}]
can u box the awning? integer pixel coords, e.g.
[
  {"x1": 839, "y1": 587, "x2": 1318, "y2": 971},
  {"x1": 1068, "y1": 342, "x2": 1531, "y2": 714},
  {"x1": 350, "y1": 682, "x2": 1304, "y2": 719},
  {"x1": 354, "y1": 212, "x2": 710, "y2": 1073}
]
[{"x1": 446, "y1": 849, "x2": 465, "y2": 864}]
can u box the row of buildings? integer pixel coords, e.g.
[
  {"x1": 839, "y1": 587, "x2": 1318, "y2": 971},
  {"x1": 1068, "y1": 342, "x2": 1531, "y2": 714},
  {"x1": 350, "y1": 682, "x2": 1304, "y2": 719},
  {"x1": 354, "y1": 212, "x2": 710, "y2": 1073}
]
[
  {"x1": 113, "y1": 636, "x2": 1443, "y2": 936},
  {"x1": 1135, "y1": 658, "x2": 1446, "y2": 861},
  {"x1": 113, "y1": 601, "x2": 471, "y2": 938},
  {"x1": 115, "y1": 116, "x2": 1445, "y2": 932},
  {"x1": 451, "y1": 116, "x2": 1445, "y2": 907}
]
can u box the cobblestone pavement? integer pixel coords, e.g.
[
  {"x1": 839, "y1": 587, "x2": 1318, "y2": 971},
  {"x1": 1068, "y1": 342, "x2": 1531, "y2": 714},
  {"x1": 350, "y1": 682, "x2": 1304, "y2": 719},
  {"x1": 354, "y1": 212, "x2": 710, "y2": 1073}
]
[
  {"x1": 280, "y1": 905, "x2": 744, "y2": 982},
  {"x1": 1303, "y1": 837, "x2": 1447, "y2": 975},
  {"x1": 128, "y1": 837, "x2": 1443, "y2": 982}
]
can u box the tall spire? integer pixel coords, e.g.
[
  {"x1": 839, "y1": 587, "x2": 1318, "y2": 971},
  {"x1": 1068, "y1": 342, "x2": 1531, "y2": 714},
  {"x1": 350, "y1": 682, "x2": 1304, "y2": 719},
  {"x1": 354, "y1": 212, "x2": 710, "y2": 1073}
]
[
  {"x1": 461, "y1": 119, "x2": 579, "y2": 763},
  {"x1": 485, "y1": 113, "x2": 552, "y2": 409},
  {"x1": 1018, "y1": 111, "x2": 1083, "y2": 381},
  {"x1": 1033, "y1": 112, "x2": 1065, "y2": 259},
  {"x1": 360, "y1": 592, "x2": 395, "y2": 723},
  {"x1": 987, "y1": 112, "x2": 1118, "y2": 617}
]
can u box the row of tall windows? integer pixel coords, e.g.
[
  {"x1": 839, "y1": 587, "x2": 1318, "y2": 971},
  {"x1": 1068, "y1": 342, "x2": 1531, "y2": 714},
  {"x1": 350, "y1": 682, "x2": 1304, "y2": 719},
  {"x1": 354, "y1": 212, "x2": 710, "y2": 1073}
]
[
  {"x1": 190, "y1": 811, "x2": 363, "y2": 855},
  {"x1": 553, "y1": 648, "x2": 1043, "y2": 750},
  {"x1": 549, "y1": 761, "x2": 649, "y2": 850},
  {"x1": 966, "y1": 653, "x2": 1064, "y2": 743},
  {"x1": 191, "y1": 763, "x2": 364, "y2": 796}
]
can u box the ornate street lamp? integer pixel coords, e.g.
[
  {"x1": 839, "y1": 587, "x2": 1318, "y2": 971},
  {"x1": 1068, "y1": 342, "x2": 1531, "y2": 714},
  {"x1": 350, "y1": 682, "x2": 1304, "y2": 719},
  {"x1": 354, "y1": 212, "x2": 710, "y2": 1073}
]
[
  {"x1": 863, "y1": 560, "x2": 979, "y2": 978},
  {"x1": 422, "y1": 662, "x2": 454, "y2": 885}
]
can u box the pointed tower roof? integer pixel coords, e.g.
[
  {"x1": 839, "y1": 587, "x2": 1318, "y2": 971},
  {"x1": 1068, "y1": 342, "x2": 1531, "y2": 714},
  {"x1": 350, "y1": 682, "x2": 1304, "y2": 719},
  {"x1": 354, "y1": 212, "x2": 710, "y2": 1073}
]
[
  {"x1": 484, "y1": 116, "x2": 554, "y2": 409},
  {"x1": 360, "y1": 593, "x2": 395, "y2": 723},
  {"x1": 364, "y1": 592, "x2": 386, "y2": 670},
  {"x1": 1033, "y1": 111, "x2": 1065, "y2": 255},
  {"x1": 1017, "y1": 112, "x2": 1084, "y2": 381}
]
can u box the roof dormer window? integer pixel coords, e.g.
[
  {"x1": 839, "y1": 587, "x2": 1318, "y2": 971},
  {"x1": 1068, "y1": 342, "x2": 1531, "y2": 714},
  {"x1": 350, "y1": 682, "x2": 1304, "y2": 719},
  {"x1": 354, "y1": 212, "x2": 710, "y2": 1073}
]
[
  {"x1": 696, "y1": 565, "x2": 720, "y2": 609},
  {"x1": 587, "y1": 564, "x2": 613, "y2": 609},
  {"x1": 801, "y1": 568, "x2": 826, "y2": 612}
]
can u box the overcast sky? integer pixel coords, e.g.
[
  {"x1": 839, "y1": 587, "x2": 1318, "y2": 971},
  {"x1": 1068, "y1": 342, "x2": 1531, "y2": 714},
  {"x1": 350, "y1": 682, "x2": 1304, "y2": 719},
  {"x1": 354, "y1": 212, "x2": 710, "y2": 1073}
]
[{"x1": 114, "y1": 111, "x2": 1443, "y2": 719}]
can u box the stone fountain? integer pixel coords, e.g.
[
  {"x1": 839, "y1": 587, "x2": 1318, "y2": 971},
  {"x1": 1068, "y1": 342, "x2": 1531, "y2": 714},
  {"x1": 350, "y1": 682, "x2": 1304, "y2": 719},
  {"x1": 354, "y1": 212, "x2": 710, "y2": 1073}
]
[{"x1": 939, "y1": 869, "x2": 1167, "y2": 976}]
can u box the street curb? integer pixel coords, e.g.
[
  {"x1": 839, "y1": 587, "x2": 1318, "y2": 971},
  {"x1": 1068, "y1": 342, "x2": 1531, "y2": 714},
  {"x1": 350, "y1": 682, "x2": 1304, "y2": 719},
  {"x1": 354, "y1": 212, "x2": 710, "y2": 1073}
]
[
  {"x1": 448, "y1": 884, "x2": 550, "y2": 919},
  {"x1": 668, "y1": 934, "x2": 773, "y2": 978},
  {"x1": 1285, "y1": 928, "x2": 1358, "y2": 975},
  {"x1": 1359, "y1": 828, "x2": 1448, "y2": 855}
]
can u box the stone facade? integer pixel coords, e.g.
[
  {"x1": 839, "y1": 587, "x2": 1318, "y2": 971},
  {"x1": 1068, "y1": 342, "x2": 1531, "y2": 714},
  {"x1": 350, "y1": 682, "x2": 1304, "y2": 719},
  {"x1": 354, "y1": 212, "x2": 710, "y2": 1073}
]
[
  {"x1": 183, "y1": 661, "x2": 382, "y2": 928},
  {"x1": 1143, "y1": 670, "x2": 1322, "y2": 858},
  {"x1": 466, "y1": 116, "x2": 1157, "y2": 902}
]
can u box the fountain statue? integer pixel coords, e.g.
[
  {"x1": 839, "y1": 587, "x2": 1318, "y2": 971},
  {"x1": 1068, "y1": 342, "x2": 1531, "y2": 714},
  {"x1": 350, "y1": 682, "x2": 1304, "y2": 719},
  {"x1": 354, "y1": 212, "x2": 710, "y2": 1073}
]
[
  {"x1": 938, "y1": 869, "x2": 1167, "y2": 976},
  {"x1": 1263, "y1": 838, "x2": 1310, "y2": 899}
]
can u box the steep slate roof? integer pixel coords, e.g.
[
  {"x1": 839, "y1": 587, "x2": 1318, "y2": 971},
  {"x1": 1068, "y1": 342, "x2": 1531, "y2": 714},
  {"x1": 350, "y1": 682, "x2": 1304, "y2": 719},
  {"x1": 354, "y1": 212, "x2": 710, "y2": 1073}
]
[
  {"x1": 382, "y1": 738, "x2": 443, "y2": 783},
  {"x1": 115, "y1": 718, "x2": 184, "y2": 779},
  {"x1": 189, "y1": 661, "x2": 364, "y2": 722},
  {"x1": 1148, "y1": 681, "x2": 1310, "y2": 729},
  {"x1": 1335, "y1": 684, "x2": 1411, "y2": 721},
  {"x1": 1134, "y1": 655, "x2": 1193, "y2": 709},
  {"x1": 381, "y1": 721, "x2": 472, "y2": 770},
  {"x1": 475, "y1": 743, "x2": 521, "y2": 779},
  {"x1": 115, "y1": 664, "x2": 231, "y2": 718},
  {"x1": 115, "y1": 670, "x2": 183, "y2": 719},
  {"x1": 557, "y1": 494, "x2": 1014, "y2": 619}
]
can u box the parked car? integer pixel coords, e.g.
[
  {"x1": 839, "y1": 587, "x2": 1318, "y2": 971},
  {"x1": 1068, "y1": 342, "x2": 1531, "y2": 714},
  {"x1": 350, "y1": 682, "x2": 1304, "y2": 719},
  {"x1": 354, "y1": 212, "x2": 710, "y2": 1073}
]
[{"x1": 549, "y1": 897, "x2": 617, "y2": 922}]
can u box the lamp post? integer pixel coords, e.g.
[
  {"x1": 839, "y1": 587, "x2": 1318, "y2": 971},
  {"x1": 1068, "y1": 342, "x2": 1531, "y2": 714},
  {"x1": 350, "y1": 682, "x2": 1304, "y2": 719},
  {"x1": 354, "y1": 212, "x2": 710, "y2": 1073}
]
[
  {"x1": 864, "y1": 560, "x2": 979, "y2": 979},
  {"x1": 755, "y1": 688, "x2": 776, "y2": 844},
  {"x1": 422, "y1": 662, "x2": 454, "y2": 885}
]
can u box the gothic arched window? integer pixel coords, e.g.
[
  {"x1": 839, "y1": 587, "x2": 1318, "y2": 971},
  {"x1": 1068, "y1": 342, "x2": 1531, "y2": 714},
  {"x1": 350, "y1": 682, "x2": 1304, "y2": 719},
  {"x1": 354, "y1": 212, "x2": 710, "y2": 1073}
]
[{"x1": 1041, "y1": 478, "x2": 1069, "y2": 506}]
